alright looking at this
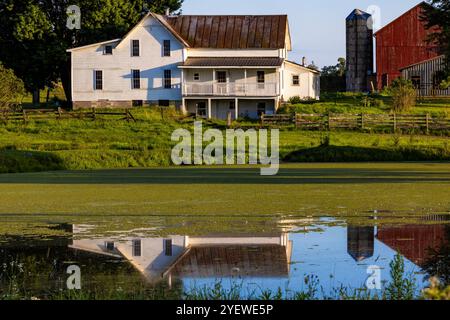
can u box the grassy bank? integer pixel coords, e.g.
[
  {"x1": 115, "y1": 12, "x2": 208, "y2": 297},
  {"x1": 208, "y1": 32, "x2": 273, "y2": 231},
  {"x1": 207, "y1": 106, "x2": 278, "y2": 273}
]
[
  {"x1": 0, "y1": 108, "x2": 449, "y2": 173},
  {"x1": 1, "y1": 253, "x2": 448, "y2": 300},
  {"x1": 281, "y1": 93, "x2": 450, "y2": 117}
]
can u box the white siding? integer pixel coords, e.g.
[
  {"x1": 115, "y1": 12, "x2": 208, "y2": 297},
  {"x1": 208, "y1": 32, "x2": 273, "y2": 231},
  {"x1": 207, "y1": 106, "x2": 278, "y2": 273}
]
[
  {"x1": 71, "y1": 15, "x2": 184, "y2": 103},
  {"x1": 281, "y1": 62, "x2": 320, "y2": 100}
]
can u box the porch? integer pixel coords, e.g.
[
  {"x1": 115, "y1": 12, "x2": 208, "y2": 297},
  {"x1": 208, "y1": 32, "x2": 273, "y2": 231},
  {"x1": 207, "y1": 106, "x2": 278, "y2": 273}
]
[
  {"x1": 183, "y1": 98, "x2": 277, "y2": 120},
  {"x1": 179, "y1": 57, "x2": 283, "y2": 98}
]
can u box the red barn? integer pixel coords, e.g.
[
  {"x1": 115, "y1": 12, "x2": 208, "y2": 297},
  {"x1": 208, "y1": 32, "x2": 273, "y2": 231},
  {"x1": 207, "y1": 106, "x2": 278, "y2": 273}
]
[{"x1": 374, "y1": 2, "x2": 439, "y2": 90}]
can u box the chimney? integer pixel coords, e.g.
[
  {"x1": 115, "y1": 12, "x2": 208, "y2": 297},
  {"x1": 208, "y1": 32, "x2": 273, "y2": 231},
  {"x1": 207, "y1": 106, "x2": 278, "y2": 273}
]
[
  {"x1": 302, "y1": 57, "x2": 306, "y2": 66},
  {"x1": 165, "y1": 8, "x2": 170, "y2": 16}
]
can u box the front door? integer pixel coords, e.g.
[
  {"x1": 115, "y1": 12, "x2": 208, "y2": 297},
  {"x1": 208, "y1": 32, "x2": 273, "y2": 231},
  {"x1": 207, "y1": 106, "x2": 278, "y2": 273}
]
[{"x1": 216, "y1": 71, "x2": 228, "y2": 95}]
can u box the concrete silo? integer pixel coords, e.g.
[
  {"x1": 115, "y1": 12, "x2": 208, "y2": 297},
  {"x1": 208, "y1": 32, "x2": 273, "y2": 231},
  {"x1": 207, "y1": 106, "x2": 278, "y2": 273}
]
[{"x1": 346, "y1": 9, "x2": 374, "y2": 92}]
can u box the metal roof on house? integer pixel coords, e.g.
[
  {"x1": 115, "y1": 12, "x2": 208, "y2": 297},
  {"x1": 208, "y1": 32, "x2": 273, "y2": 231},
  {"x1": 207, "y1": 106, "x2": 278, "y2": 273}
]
[
  {"x1": 163, "y1": 15, "x2": 289, "y2": 49},
  {"x1": 180, "y1": 57, "x2": 284, "y2": 68},
  {"x1": 170, "y1": 245, "x2": 290, "y2": 277}
]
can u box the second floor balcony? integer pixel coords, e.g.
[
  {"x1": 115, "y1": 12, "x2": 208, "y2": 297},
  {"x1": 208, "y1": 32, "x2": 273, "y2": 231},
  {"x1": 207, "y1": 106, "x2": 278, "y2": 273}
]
[
  {"x1": 183, "y1": 82, "x2": 279, "y2": 97},
  {"x1": 179, "y1": 56, "x2": 283, "y2": 97}
]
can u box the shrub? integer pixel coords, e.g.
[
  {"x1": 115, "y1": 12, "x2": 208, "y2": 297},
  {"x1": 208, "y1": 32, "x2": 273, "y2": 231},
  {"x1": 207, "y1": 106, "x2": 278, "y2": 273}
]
[
  {"x1": 288, "y1": 96, "x2": 317, "y2": 105},
  {"x1": 389, "y1": 79, "x2": 416, "y2": 112},
  {"x1": 0, "y1": 63, "x2": 26, "y2": 110},
  {"x1": 288, "y1": 96, "x2": 302, "y2": 104}
]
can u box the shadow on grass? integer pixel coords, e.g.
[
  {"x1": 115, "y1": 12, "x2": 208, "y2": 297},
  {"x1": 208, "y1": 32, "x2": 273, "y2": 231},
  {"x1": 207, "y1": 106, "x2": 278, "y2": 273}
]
[
  {"x1": 284, "y1": 145, "x2": 450, "y2": 163},
  {"x1": 0, "y1": 165, "x2": 449, "y2": 184},
  {"x1": 0, "y1": 149, "x2": 66, "y2": 174}
]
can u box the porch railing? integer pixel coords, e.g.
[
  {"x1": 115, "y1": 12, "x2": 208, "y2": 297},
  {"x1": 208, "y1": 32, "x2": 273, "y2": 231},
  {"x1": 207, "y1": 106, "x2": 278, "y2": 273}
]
[{"x1": 183, "y1": 82, "x2": 279, "y2": 97}]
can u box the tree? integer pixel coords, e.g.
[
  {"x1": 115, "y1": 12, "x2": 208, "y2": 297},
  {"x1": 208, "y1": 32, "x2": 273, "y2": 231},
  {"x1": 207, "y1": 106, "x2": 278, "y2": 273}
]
[
  {"x1": 307, "y1": 61, "x2": 319, "y2": 71},
  {"x1": 0, "y1": 62, "x2": 26, "y2": 110},
  {"x1": 320, "y1": 58, "x2": 346, "y2": 92},
  {"x1": 144, "y1": 0, "x2": 183, "y2": 13},
  {"x1": 0, "y1": 0, "x2": 183, "y2": 106},
  {"x1": 423, "y1": 0, "x2": 450, "y2": 75},
  {"x1": 321, "y1": 58, "x2": 346, "y2": 77}
]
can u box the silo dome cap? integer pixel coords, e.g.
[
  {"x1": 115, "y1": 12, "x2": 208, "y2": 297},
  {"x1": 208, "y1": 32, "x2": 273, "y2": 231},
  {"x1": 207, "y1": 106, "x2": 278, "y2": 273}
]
[{"x1": 346, "y1": 9, "x2": 372, "y2": 20}]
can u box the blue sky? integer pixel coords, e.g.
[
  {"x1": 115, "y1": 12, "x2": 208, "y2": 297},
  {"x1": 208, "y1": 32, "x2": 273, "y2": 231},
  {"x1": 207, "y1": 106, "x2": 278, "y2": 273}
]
[{"x1": 182, "y1": 0, "x2": 423, "y2": 68}]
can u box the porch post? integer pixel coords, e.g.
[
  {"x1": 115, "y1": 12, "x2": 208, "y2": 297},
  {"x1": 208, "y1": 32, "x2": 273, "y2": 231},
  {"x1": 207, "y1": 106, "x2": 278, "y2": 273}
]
[
  {"x1": 181, "y1": 69, "x2": 185, "y2": 95},
  {"x1": 212, "y1": 69, "x2": 216, "y2": 95},
  {"x1": 235, "y1": 98, "x2": 239, "y2": 119},
  {"x1": 244, "y1": 69, "x2": 247, "y2": 96},
  {"x1": 208, "y1": 98, "x2": 212, "y2": 119},
  {"x1": 181, "y1": 98, "x2": 187, "y2": 115}
]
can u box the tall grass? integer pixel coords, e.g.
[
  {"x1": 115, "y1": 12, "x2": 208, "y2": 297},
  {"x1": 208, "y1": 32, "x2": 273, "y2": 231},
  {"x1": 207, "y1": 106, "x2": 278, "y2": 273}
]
[{"x1": 1, "y1": 254, "x2": 433, "y2": 300}]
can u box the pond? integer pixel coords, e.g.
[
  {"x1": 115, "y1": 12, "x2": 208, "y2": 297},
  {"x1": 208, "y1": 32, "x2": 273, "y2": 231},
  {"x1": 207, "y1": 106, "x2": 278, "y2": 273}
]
[
  {"x1": 0, "y1": 164, "x2": 449, "y2": 299},
  {"x1": 0, "y1": 216, "x2": 449, "y2": 299}
]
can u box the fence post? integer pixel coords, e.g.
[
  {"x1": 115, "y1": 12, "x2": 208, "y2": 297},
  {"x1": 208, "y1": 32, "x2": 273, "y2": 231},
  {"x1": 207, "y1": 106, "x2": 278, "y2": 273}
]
[
  {"x1": 360, "y1": 113, "x2": 364, "y2": 131},
  {"x1": 57, "y1": 107, "x2": 62, "y2": 119},
  {"x1": 92, "y1": 107, "x2": 96, "y2": 120},
  {"x1": 426, "y1": 113, "x2": 430, "y2": 134},
  {"x1": 393, "y1": 113, "x2": 397, "y2": 132},
  {"x1": 327, "y1": 113, "x2": 331, "y2": 131},
  {"x1": 22, "y1": 110, "x2": 27, "y2": 122}
]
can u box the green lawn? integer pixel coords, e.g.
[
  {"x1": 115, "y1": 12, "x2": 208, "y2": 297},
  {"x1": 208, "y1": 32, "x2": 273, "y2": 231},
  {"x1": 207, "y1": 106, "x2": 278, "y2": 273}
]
[
  {"x1": 0, "y1": 108, "x2": 449, "y2": 174},
  {"x1": 282, "y1": 93, "x2": 450, "y2": 116},
  {"x1": 0, "y1": 163, "x2": 449, "y2": 238}
]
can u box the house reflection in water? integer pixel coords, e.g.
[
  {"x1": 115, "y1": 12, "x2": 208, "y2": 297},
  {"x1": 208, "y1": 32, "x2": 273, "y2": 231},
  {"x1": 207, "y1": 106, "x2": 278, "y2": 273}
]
[
  {"x1": 69, "y1": 226, "x2": 292, "y2": 285},
  {"x1": 347, "y1": 226, "x2": 375, "y2": 262}
]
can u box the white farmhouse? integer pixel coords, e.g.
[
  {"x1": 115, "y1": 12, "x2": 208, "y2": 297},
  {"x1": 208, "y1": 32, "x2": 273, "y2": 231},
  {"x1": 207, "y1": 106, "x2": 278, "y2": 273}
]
[
  {"x1": 69, "y1": 225, "x2": 292, "y2": 283},
  {"x1": 68, "y1": 12, "x2": 320, "y2": 119}
]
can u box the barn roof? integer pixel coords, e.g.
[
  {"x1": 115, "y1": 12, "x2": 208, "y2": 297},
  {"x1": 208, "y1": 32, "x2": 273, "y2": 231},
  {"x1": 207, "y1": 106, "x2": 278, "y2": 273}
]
[
  {"x1": 399, "y1": 55, "x2": 445, "y2": 70},
  {"x1": 374, "y1": 1, "x2": 430, "y2": 36},
  {"x1": 162, "y1": 15, "x2": 291, "y2": 50}
]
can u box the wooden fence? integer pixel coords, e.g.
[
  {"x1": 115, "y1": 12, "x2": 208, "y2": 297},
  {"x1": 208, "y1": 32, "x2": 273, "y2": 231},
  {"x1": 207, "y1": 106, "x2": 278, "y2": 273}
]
[
  {"x1": 0, "y1": 108, "x2": 136, "y2": 123},
  {"x1": 261, "y1": 113, "x2": 450, "y2": 132}
]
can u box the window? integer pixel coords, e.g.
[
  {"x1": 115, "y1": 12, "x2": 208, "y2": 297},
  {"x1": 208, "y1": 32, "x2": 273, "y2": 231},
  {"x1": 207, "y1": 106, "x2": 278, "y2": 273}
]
[
  {"x1": 104, "y1": 45, "x2": 113, "y2": 55},
  {"x1": 159, "y1": 100, "x2": 170, "y2": 107},
  {"x1": 132, "y1": 100, "x2": 143, "y2": 107},
  {"x1": 94, "y1": 70, "x2": 103, "y2": 90},
  {"x1": 164, "y1": 70, "x2": 172, "y2": 89},
  {"x1": 105, "y1": 241, "x2": 115, "y2": 251},
  {"x1": 196, "y1": 102, "x2": 207, "y2": 116},
  {"x1": 132, "y1": 239, "x2": 142, "y2": 257},
  {"x1": 292, "y1": 75, "x2": 300, "y2": 86},
  {"x1": 132, "y1": 69, "x2": 140, "y2": 89},
  {"x1": 257, "y1": 102, "x2": 266, "y2": 116},
  {"x1": 257, "y1": 71, "x2": 265, "y2": 83},
  {"x1": 164, "y1": 239, "x2": 173, "y2": 256},
  {"x1": 216, "y1": 71, "x2": 227, "y2": 83},
  {"x1": 193, "y1": 73, "x2": 200, "y2": 81},
  {"x1": 131, "y1": 40, "x2": 140, "y2": 57},
  {"x1": 163, "y1": 40, "x2": 171, "y2": 57}
]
